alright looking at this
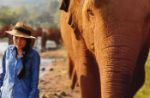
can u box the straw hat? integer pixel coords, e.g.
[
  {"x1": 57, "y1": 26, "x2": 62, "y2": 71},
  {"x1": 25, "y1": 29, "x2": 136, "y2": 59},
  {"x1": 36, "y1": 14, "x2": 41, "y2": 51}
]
[{"x1": 6, "y1": 22, "x2": 36, "y2": 39}]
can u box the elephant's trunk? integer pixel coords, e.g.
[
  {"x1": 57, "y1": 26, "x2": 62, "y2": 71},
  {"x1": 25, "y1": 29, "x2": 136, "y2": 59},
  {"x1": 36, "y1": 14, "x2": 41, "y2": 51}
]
[{"x1": 95, "y1": 32, "x2": 142, "y2": 98}]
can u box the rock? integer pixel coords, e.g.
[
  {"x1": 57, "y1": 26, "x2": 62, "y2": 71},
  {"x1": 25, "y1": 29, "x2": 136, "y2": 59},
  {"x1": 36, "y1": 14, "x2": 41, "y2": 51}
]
[
  {"x1": 60, "y1": 91, "x2": 67, "y2": 96},
  {"x1": 49, "y1": 68, "x2": 54, "y2": 71},
  {"x1": 41, "y1": 67, "x2": 46, "y2": 71}
]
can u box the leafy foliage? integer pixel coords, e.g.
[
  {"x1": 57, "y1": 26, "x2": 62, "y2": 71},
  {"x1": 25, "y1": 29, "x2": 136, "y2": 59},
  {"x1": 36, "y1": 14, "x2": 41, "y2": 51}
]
[
  {"x1": 0, "y1": 6, "x2": 18, "y2": 25},
  {"x1": 0, "y1": 0, "x2": 60, "y2": 28},
  {"x1": 135, "y1": 53, "x2": 150, "y2": 98}
]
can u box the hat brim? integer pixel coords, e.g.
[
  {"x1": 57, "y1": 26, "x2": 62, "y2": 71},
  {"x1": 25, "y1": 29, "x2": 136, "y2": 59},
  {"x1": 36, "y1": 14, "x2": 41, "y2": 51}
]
[{"x1": 6, "y1": 30, "x2": 36, "y2": 39}]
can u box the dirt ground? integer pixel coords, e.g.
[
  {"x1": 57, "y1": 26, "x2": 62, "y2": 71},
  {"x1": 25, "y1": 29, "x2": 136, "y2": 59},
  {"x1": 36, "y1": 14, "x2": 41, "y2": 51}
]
[{"x1": 39, "y1": 47, "x2": 80, "y2": 98}]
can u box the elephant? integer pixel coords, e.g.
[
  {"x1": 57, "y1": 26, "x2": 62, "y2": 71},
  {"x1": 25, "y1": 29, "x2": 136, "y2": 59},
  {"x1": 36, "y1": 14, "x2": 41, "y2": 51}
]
[
  {"x1": 0, "y1": 24, "x2": 12, "y2": 37},
  {"x1": 0, "y1": 24, "x2": 13, "y2": 44},
  {"x1": 41, "y1": 27, "x2": 62, "y2": 52},
  {"x1": 59, "y1": 0, "x2": 150, "y2": 98},
  {"x1": 34, "y1": 27, "x2": 43, "y2": 38}
]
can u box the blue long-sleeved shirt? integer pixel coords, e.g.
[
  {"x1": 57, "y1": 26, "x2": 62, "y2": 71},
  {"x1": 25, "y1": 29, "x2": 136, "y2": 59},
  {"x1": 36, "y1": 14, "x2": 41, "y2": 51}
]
[{"x1": 0, "y1": 45, "x2": 40, "y2": 98}]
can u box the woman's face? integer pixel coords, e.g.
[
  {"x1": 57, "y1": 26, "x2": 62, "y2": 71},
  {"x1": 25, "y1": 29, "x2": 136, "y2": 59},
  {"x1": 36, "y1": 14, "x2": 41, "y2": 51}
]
[{"x1": 13, "y1": 36, "x2": 26, "y2": 50}]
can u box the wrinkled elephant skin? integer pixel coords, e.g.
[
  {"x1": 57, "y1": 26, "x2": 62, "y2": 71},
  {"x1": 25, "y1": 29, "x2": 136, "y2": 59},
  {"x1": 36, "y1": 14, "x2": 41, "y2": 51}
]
[{"x1": 60, "y1": 0, "x2": 150, "y2": 98}]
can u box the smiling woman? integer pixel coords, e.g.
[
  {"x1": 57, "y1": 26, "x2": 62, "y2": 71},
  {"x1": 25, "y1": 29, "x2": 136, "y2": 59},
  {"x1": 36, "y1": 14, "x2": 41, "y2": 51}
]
[{"x1": 0, "y1": 21, "x2": 40, "y2": 98}]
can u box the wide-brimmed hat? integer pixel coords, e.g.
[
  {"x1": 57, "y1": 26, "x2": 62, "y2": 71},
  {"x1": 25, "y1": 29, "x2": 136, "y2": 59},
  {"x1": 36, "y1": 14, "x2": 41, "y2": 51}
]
[{"x1": 6, "y1": 22, "x2": 36, "y2": 39}]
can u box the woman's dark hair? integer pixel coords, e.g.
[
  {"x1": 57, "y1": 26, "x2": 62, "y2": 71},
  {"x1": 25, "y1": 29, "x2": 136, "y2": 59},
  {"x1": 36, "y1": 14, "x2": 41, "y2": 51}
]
[{"x1": 16, "y1": 38, "x2": 32, "y2": 79}]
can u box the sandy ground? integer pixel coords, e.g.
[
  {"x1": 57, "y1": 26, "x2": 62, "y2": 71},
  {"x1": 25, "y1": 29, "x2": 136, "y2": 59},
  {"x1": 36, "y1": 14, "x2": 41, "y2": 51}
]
[{"x1": 39, "y1": 47, "x2": 80, "y2": 98}]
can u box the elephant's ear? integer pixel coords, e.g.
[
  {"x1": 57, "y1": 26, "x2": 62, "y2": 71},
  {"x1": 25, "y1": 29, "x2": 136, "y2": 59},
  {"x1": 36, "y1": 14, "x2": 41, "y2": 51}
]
[
  {"x1": 68, "y1": 13, "x2": 81, "y2": 40},
  {"x1": 60, "y1": 0, "x2": 70, "y2": 12}
]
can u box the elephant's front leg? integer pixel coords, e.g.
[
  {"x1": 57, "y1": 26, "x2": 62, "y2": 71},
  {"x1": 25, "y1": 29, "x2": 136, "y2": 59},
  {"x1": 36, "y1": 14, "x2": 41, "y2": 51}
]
[
  {"x1": 41, "y1": 33, "x2": 47, "y2": 52},
  {"x1": 71, "y1": 34, "x2": 101, "y2": 98},
  {"x1": 60, "y1": 11, "x2": 101, "y2": 98}
]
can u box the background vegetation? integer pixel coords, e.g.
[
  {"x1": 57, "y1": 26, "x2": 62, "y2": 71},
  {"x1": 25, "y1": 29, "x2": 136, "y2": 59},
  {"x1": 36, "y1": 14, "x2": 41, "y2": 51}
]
[
  {"x1": 135, "y1": 53, "x2": 150, "y2": 98},
  {"x1": 0, "y1": 0, "x2": 60, "y2": 28}
]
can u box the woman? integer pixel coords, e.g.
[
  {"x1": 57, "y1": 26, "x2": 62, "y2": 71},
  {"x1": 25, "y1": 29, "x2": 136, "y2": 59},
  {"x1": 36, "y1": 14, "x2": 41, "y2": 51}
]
[{"x1": 0, "y1": 22, "x2": 40, "y2": 98}]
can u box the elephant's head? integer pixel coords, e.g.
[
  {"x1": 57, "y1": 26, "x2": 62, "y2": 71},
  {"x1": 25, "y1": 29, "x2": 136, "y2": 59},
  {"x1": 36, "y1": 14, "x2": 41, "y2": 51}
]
[{"x1": 60, "y1": 0, "x2": 150, "y2": 98}]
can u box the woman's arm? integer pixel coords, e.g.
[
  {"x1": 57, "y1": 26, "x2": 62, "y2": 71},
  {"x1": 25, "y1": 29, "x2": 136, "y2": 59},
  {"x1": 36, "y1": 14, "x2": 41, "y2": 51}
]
[
  {"x1": 0, "y1": 51, "x2": 6, "y2": 87},
  {"x1": 28, "y1": 51, "x2": 40, "y2": 98}
]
